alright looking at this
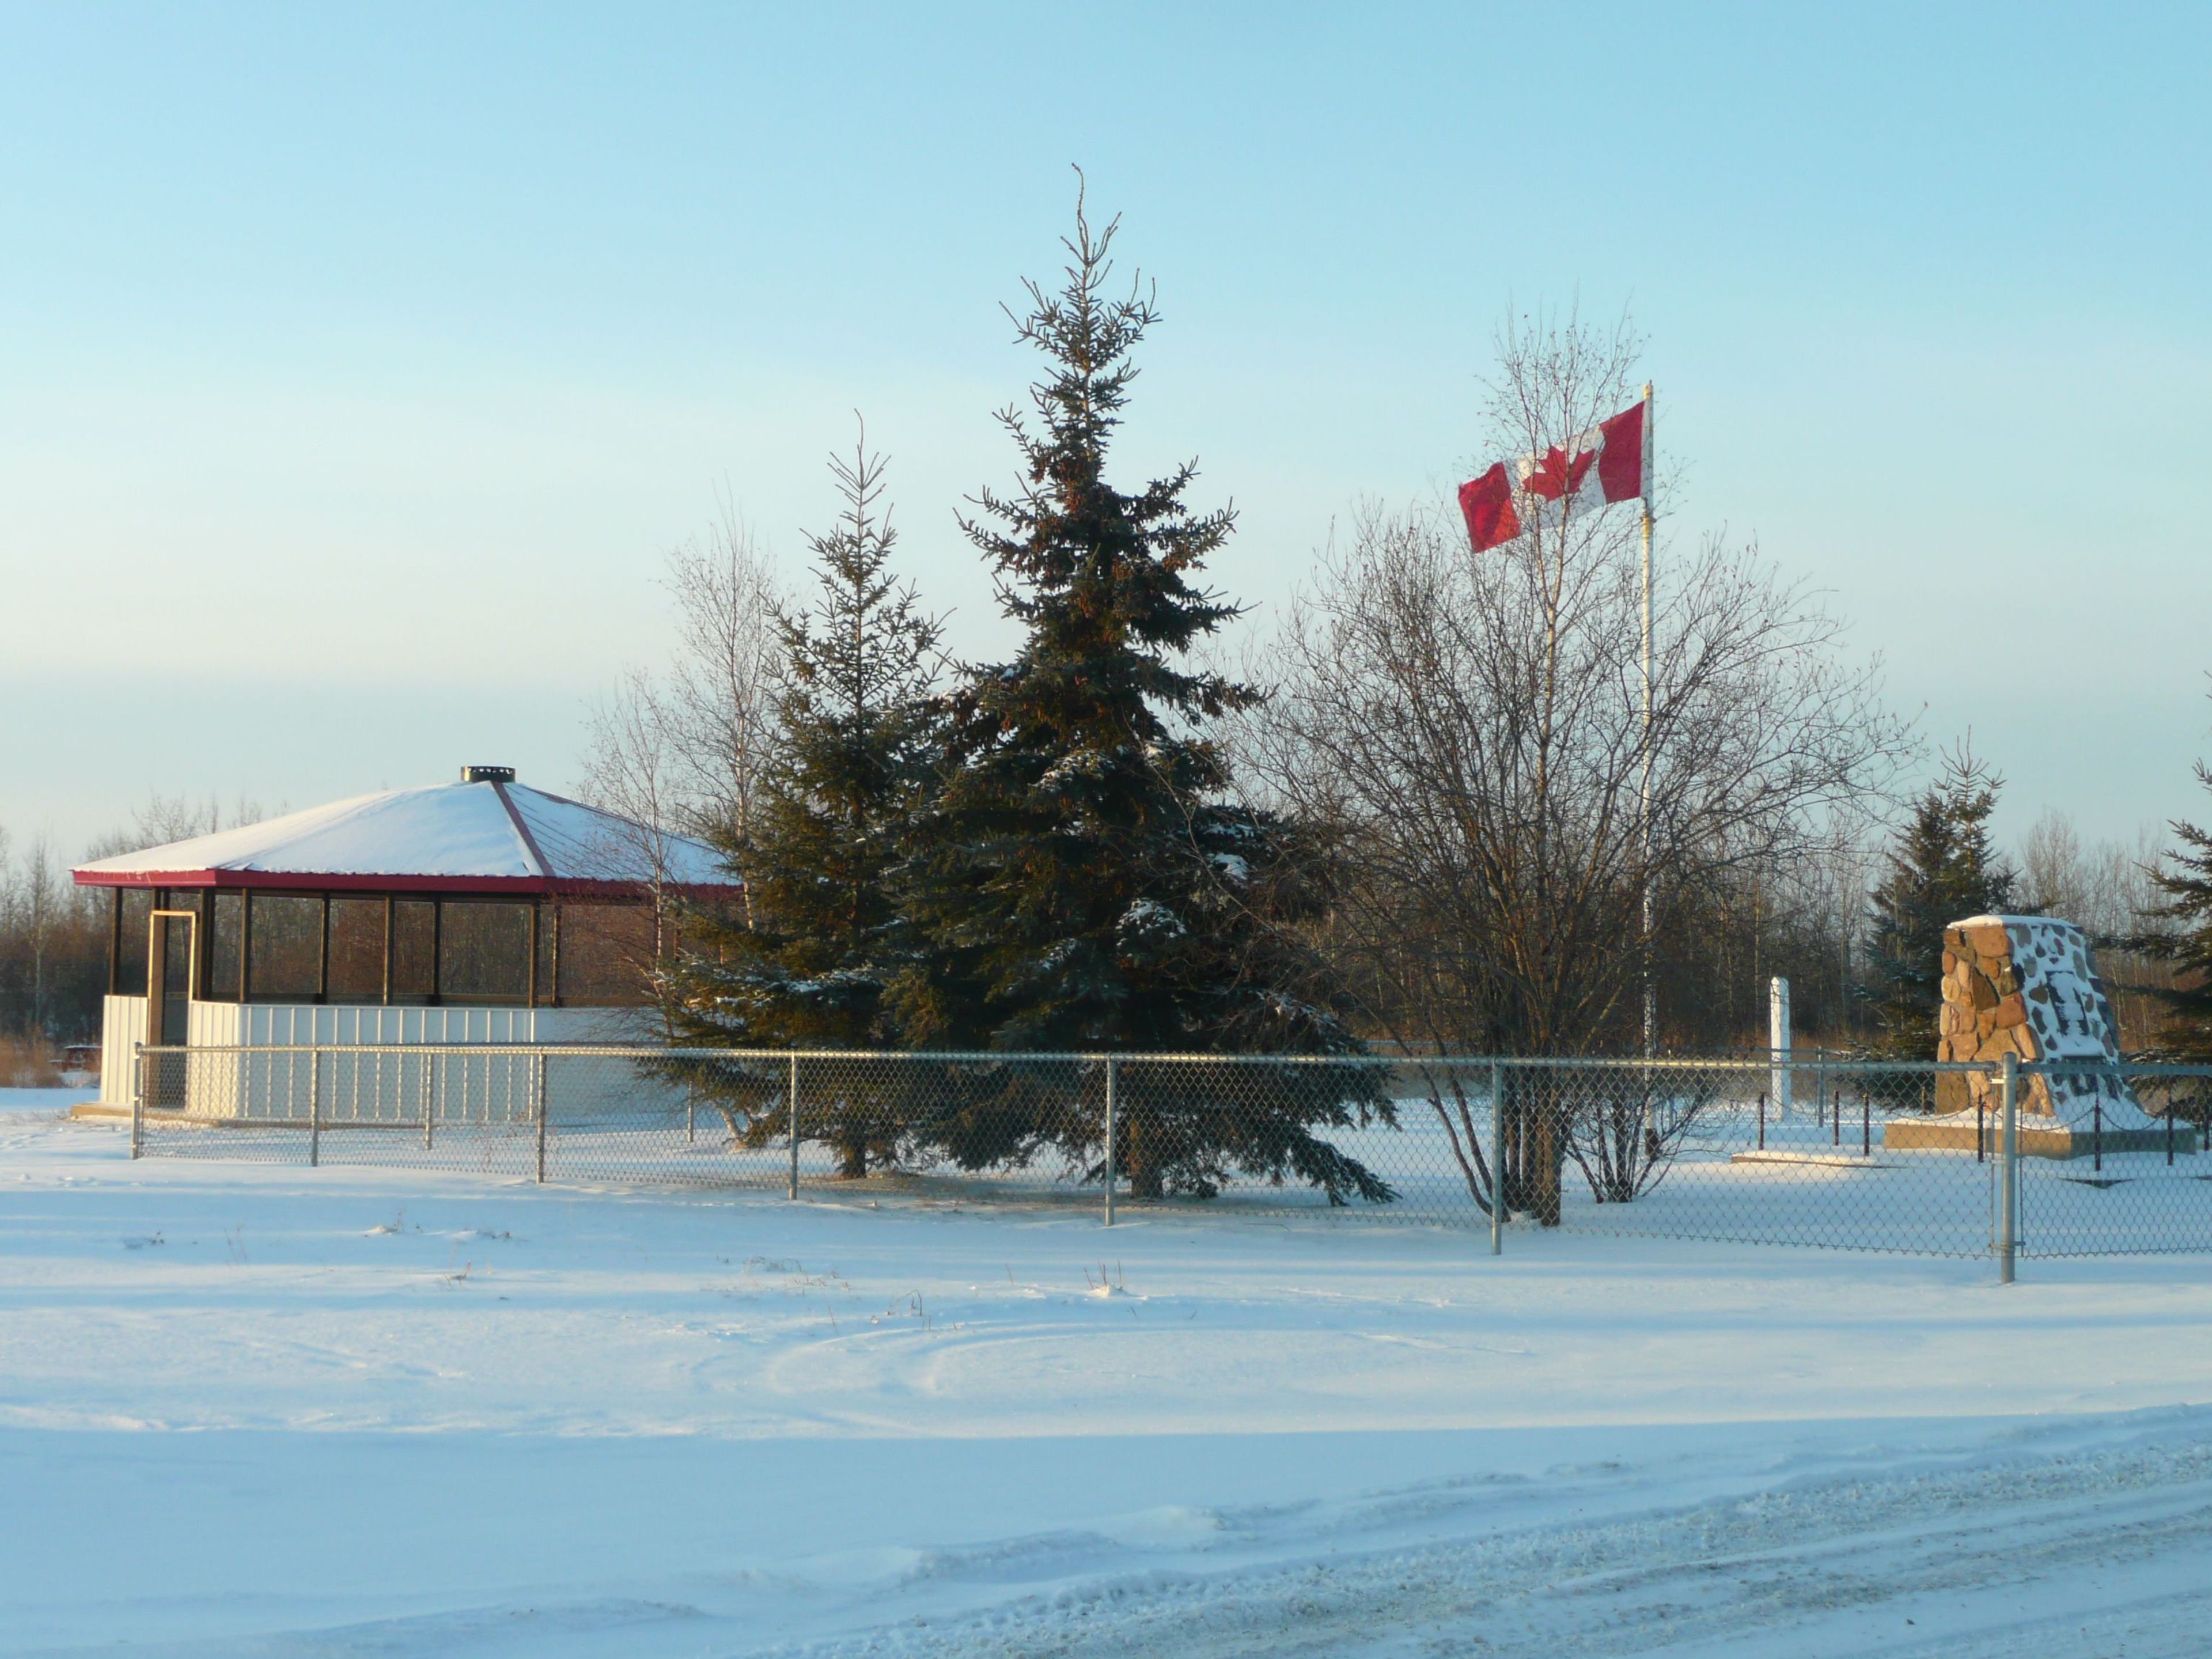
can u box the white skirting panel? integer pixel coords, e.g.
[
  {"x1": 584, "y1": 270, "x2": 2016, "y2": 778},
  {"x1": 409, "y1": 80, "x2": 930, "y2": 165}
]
[
  {"x1": 112, "y1": 999, "x2": 669, "y2": 1124},
  {"x1": 97, "y1": 997, "x2": 149, "y2": 1105}
]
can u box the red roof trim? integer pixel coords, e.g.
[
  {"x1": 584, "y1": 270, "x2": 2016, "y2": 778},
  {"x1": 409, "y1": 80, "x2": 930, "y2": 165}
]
[{"x1": 70, "y1": 868, "x2": 740, "y2": 899}]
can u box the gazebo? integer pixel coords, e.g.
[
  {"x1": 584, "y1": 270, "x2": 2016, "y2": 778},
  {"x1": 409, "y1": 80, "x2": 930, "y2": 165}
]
[{"x1": 73, "y1": 766, "x2": 736, "y2": 1113}]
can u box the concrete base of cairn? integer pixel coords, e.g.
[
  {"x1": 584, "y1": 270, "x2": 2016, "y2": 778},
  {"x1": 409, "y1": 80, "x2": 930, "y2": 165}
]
[{"x1": 1884, "y1": 1111, "x2": 2195, "y2": 1161}]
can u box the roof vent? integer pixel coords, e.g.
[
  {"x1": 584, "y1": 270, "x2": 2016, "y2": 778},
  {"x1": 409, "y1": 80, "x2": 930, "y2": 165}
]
[{"x1": 461, "y1": 764, "x2": 516, "y2": 784}]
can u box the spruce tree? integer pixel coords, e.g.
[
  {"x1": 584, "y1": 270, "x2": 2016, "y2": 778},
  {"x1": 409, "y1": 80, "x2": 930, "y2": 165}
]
[
  {"x1": 896, "y1": 187, "x2": 1388, "y2": 1203},
  {"x1": 665, "y1": 433, "x2": 944, "y2": 1174},
  {"x1": 1859, "y1": 743, "x2": 2018, "y2": 1055},
  {"x1": 2138, "y1": 761, "x2": 2212, "y2": 1062}
]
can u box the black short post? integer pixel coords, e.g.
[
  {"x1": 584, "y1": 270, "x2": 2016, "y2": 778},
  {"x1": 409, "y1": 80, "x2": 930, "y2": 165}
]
[
  {"x1": 1977, "y1": 1103, "x2": 1985, "y2": 1163},
  {"x1": 1833, "y1": 1093, "x2": 1841, "y2": 1147},
  {"x1": 2093, "y1": 1097, "x2": 2103, "y2": 1173},
  {"x1": 2168, "y1": 1105, "x2": 2175, "y2": 1167},
  {"x1": 1861, "y1": 1096, "x2": 1870, "y2": 1159},
  {"x1": 1757, "y1": 1091, "x2": 1766, "y2": 1150}
]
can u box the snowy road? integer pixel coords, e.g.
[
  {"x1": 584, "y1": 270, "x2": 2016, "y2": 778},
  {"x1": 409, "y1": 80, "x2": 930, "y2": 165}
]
[
  {"x1": 805, "y1": 1419, "x2": 2212, "y2": 1658},
  {"x1": 6, "y1": 1090, "x2": 2212, "y2": 1656}
]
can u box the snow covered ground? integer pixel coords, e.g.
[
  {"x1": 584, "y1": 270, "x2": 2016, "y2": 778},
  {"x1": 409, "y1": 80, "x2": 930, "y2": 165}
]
[{"x1": 7, "y1": 1085, "x2": 2212, "y2": 1656}]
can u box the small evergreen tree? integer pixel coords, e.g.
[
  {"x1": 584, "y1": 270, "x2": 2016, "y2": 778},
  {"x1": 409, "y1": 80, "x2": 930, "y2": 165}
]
[
  {"x1": 2138, "y1": 760, "x2": 2212, "y2": 1061},
  {"x1": 1859, "y1": 743, "x2": 2018, "y2": 1055},
  {"x1": 896, "y1": 184, "x2": 1388, "y2": 1202},
  {"x1": 665, "y1": 431, "x2": 945, "y2": 1174}
]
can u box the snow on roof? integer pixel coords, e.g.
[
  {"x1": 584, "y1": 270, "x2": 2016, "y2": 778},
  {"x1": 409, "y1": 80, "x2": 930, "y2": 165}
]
[{"x1": 72, "y1": 778, "x2": 737, "y2": 896}]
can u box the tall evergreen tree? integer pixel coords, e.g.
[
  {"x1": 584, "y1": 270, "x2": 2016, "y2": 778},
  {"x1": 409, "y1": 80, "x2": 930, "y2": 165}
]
[
  {"x1": 665, "y1": 432, "x2": 945, "y2": 1173},
  {"x1": 1859, "y1": 743, "x2": 2018, "y2": 1055},
  {"x1": 895, "y1": 185, "x2": 1388, "y2": 1202}
]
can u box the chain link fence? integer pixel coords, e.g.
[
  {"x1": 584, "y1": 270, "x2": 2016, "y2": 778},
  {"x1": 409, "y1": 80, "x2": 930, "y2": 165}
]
[{"x1": 125, "y1": 1044, "x2": 2212, "y2": 1263}]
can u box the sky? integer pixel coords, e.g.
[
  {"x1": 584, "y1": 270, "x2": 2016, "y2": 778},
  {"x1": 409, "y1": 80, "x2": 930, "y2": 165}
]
[{"x1": 3, "y1": 2, "x2": 2208, "y2": 863}]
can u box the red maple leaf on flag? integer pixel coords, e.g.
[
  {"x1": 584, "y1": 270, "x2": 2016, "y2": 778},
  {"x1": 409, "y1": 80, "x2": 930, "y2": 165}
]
[{"x1": 1521, "y1": 444, "x2": 1596, "y2": 502}]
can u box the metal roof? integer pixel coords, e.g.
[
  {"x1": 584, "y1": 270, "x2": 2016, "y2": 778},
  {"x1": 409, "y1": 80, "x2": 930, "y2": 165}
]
[{"x1": 71, "y1": 778, "x2": 737, "y2": 897}]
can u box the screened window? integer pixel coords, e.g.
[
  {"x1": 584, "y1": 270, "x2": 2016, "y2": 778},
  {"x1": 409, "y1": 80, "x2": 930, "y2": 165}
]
[
  {"x1": 327, "y1": 899, "x2": 386, "y2": 1002},
  {"x1": 207, "y1": 893, "x2": 244, "y2": 1001},
  {"x1": 439, "y1": 901, "x2": 532, "y2": 1003},
  {"x1": 247, "y1": 895, "x2": 323, "y2": 1001},
  {"x1": 115, "y1": 889, "x2": 152, "y2": 994},
  {"x1": 390, "y1": 900, "x2": 436, "y2": 1002},
  {"x1": 557, "y1": 903, "x2": 656, "y2": 1006}
]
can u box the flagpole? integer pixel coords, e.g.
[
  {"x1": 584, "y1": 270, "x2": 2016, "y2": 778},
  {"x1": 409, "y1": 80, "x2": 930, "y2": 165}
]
[{"x1": 1640, "y1": 382, "x2": 1655, "y2": 1066}]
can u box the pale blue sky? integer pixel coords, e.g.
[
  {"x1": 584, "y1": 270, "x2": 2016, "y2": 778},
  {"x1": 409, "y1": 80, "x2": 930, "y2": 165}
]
[{"x1": 5, "y1": 2, "x2": 2208, "y2": 859}]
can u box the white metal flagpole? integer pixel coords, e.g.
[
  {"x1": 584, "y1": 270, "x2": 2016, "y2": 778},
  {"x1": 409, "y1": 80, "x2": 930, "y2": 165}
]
[{"x1": 1641, "y1": 382, "x2": 1656, "y2": 1064}]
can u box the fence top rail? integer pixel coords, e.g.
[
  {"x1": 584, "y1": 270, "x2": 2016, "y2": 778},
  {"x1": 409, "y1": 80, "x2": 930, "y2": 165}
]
[{"x1": 126, "y1": 1042, "x2": 2066, "y2": 1074}]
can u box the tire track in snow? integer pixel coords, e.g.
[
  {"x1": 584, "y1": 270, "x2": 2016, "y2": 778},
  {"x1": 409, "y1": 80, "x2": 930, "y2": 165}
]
[{"x1": 774, "y1": 1432, "x2": 2212, "y2": 1658}]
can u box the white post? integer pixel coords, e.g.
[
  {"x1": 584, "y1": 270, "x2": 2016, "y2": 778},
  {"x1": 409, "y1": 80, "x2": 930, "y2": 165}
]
[
  {"x1": 1768, "y1": 976, "x2": 1791, "y2": 1116},
  {"x1": 1640, "y1": 382, "x2": 1656, "y2": 1064},
  {"x1": 308, "y1": 1047, "x2": 321, "y2": 1168},
  {"x1": 1999, "y1": 1053, "x2": 2018, "y2": 1284},
  {"x1": 130, "y1": 1041, "x2": 144, "y2": 1160},
  {"x1": 1103, "y1": 1057, "x2": 1118, "y2": 1228},
  {"x1": 534, "y1": 1053, "x2": 548, "y2": 1184}
]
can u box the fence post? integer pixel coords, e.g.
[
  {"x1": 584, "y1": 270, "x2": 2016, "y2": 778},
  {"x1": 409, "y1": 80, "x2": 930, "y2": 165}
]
[
  {"x1": 130, "y1": 1041, "x2": 143, "y2": 1160},
  {"x1": 1999, "y1": 1055, "x2": 2017, "y2": 1285},
  {"x1": 1756, "y1": 1092, "x2": 1766, "y2": 1151},
  {"x1": 1861, "y1": 1094, "x2": 1870, "y2": 1159},
  {"x1": 309, "y1": 1047, "x2": 321, "y2": 1168},
  {"x1": 2093, "y1": 1096, "x2": 2103, "y2": 1173},
  {"x1": 787, "y1": 1052, "x2": 800, "y2": 1201},
  {"x1": 535, "y1": 1053, "x2": 547, "y2": 1184},
  {"x1": 1103, "y1": 1056, "x2": 1117, "y2": 1228},
  {"x1": 424, "y1": 1052, "x2": 434, "y2": 1150},
  {"x1": 1490, "y1": 1057, "x2": 1504, "y2": 1256}
]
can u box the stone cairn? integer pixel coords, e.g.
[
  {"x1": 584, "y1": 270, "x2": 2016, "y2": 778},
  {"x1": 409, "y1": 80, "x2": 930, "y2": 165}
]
[{"x1": 1934, "y1": 914, "x2": 2134, "y2": 1123}]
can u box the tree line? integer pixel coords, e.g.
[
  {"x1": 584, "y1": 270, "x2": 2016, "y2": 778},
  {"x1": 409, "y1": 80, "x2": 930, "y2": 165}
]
[{"x1": 0, "y1": 796, "x2": 264, "y2": 1081}]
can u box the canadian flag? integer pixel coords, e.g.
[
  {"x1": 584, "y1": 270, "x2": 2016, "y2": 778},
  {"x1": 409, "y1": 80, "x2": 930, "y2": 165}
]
[{"x1": 1457, "y1": 396, "x2": 1649, "y2": 553}]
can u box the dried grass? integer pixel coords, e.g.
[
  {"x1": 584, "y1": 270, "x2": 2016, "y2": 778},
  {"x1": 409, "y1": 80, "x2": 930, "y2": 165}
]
[{"x1": 1, "y1": 1033, "x2": 66, "y2": 1088}]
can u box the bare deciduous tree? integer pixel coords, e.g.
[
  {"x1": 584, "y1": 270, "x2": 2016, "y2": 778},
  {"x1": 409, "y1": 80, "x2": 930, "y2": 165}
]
[
  {"x1": 1238, "y1": 313, "x2": 1911, "y2": 1218},
  {"x1": 2018, "y1": 808, "x2": 2174, "y2": 1045},
  {"x1": 583, "y1": 506, "x2": 783, "y2": 938}
]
